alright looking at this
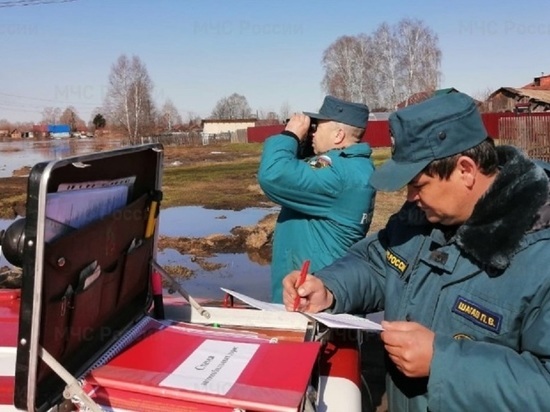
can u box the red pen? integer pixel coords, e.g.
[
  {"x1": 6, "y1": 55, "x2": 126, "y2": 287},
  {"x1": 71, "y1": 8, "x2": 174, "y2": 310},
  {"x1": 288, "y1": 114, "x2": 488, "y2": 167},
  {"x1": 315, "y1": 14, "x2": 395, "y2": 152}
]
[{"x1": 293, "y1": 260, "x2": 310, "y2": 311}]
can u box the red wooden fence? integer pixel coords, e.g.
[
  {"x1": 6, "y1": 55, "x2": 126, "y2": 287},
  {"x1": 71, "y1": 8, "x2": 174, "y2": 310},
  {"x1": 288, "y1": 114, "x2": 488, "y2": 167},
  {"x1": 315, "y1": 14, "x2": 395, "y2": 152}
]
[
  {"x1": 497, "y1": 114, "x2": 550, "y2": 161},
  {"x1": 247, "y1": 113, "x2": 550, "y2": 160},
  {"x1": 247, "y1": 121, "x2": 390, "y2": 146},
  {"x1": 247, "y1": 124, "x2": 285, "y2": 143}
]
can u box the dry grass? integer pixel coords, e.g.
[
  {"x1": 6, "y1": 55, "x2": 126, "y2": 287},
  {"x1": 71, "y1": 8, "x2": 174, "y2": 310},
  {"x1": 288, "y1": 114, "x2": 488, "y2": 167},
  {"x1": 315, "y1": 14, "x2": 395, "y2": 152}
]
[
  {"x1": 368, "y1": 148, "x2": 405, "y2": 232},
  {"x1": 369, "y1": 189, "x2": 406, "y2": 233}
]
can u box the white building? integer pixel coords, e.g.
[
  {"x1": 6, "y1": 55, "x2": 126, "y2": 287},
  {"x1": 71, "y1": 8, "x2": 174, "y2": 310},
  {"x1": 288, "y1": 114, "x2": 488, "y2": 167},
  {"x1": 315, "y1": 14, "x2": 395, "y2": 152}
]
[{"x1": 201, "y1": 118, "x2": 258, "y2": 135}]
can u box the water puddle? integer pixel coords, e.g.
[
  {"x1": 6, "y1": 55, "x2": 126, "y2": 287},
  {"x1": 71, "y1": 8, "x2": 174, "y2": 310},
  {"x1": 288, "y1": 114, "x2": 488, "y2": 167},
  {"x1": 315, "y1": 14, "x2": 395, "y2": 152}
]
[
  {"x1": 158, "y1": 249, "x2": 270, "y2": 301},
  {"x1": 160, "y1": 206, "x2": 278, "y2": 237},
  {"x1": 157, "y1": 206, "x2": 276, "y2": 301},
  {"x1": 0, "y1": 207, "x2": 275, "y2": 301}
]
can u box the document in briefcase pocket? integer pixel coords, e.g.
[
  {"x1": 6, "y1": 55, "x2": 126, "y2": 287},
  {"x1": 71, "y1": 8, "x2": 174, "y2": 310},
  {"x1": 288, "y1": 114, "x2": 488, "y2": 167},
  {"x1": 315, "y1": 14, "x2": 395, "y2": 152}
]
[
  {"x1": 117, "y1": 236, "x2": 154, "y2": 308},
  {"x1": 65, "y1": 272, "x2": 104, "y2": 354}
]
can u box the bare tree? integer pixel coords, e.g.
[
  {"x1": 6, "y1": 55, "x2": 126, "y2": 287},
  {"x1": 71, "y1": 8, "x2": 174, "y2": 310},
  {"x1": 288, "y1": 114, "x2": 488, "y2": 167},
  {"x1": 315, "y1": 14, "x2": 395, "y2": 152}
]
[
  {"x1": 59, "y1": 106, "x2": 85, "y2": 131},
  {"x1": 321, "y1": 34, "x2": 374, "y2": 105},
  {"x1": 182, "y1": 111, "x2": 202, "y2": 128},
  {"x1": 41, "y1": 106, "x2": 62, "y2": 124},
  {"x1": 371, "y1": 23, "x2": 402, "y2": 109},
  {"x1": 279, "y1": 101, "x2": 292, "y2": 121},
  {"x1": 0, "y1": 119, "x2": 11, "y2": 130},
  {"x1": 321, "y1": 19, "x2": 442, "y2": 110},
  {"x1": 398, "y1": 19, "x2": 441, "y2": 106},
  {"x1": 256, "y1": 109, "x2": 279, "y2": 123},
  {"x1": 159, "y1": 99, "x2": 181, "y2": 131},
  {"x1": 103, "y1": 54, "x2": 156, "y2": 144},
  {"x1": 210, "y1": 93, "x2": 253, "y2": 119}
]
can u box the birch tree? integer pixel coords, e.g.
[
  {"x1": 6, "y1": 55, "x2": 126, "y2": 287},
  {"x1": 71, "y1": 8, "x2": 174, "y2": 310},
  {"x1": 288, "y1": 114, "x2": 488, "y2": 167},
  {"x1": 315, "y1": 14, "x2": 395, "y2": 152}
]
[
  {"x1": 321, "y1": 34, "x2": 374, "y2": 105},
  {"x1": 371, "y1": 23, "x2": 402, "y2": 109},
  {"x1": 398, "y1": 19, "x2": 441, "y2": 105},
  {"x1": 321, "y1": 19, "x2": 441, "y2": 110},
  {"x1": 103, "y1": 54, "x2": 156, "y2": 144}
]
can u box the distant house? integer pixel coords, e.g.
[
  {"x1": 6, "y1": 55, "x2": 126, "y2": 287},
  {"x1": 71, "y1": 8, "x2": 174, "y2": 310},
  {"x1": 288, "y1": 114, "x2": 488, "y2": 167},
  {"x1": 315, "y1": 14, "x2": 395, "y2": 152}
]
[
  {"x1": 6, "y1": 128, "x2": 34, "y2": 139},
  {"x1": 396, "y1": 87, "x2": 459, "y2": 109},
  {"x1": 486, "y1": 88, "x2": 550, "y2": 113},
  {"x1": 10, "y1": 129, "x2": 21, "y2": 139},
  {"x1": 201, "y1": 118, "x2": 258, "y2": 135},
  {"x1": 485, "y1": 73, "x2": 550, "y2": 113},
  {"x1": 33, "y1": 124, "x2": 49, "y2": 139},
  {"x1": 522, "y1": 73, "x2": 550, "y2": 90},
  {"x1": 28, "y1": 124, "x2": 72, "y2": 139},
  {"x1": 48, "y1": 124, "x2": 71, "y2": 139}
]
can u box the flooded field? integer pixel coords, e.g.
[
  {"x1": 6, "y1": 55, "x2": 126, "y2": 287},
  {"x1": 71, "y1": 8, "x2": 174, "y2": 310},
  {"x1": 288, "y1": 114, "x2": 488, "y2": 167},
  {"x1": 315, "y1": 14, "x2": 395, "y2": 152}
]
[{"x1": 0, "y1": 137, "x2": 125, "y2": 177}]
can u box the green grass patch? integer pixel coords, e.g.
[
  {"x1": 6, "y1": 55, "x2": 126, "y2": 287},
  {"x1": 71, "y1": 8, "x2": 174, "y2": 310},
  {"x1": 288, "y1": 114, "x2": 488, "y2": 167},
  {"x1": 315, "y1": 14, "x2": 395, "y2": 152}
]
[{"x1": 162, "y1": 159, "x2": 264, "y2": 210}]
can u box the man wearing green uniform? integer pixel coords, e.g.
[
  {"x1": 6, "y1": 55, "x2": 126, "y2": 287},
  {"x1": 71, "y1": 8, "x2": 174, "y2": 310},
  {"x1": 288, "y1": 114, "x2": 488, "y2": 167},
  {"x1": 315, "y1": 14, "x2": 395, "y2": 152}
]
[
  {"x1": 283, "y1": 92, "x2": 550, "y2": 411},
  {"x1": 258, "y1": 95, "x2": 376, "y2": 303}
]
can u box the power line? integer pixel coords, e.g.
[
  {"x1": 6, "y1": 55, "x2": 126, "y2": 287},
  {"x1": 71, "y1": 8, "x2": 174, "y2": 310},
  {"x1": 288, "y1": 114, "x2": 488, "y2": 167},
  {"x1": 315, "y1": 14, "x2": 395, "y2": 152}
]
[
  {"x1": 0, "y1": 91, "x2": 97, "y2": 105},
  {"x1": 0, "y1": 91, "x2": 71, "y2": 103},
  {"x1": 0, "y1": 92, "x2": 100, "y2": 110},
  {"x1": 0, "y1": 0, "x2": 76, "y2": 8},
  {"x1": 0, "y1": 105, "x2": 42, "y2": 113}
]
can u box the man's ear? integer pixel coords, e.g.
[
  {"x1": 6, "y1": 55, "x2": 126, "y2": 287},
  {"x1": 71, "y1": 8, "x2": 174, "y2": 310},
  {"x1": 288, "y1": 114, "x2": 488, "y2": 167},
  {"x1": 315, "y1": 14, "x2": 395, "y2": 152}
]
[
  {"x1": 334, "y1": 127, "x2": 346, "y2": 145},
  {"x1": 457, "y1": 156, "x2": 477, "y2": 187}
]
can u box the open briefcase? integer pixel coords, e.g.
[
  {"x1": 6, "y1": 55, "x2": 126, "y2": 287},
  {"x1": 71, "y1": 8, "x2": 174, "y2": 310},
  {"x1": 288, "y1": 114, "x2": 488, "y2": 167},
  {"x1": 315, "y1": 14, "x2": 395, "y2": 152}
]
[{"x1": 13, "y1": 143, "x2": 324, "y2": 412}]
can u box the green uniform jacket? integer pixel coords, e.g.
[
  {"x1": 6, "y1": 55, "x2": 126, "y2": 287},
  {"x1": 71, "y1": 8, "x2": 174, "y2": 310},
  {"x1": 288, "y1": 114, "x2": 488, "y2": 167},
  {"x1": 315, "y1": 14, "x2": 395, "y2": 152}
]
[
  {"x1": 315, "y1": 146, "x2": 550, "y2": 411},
  {"x1": 258, "y1": 134, "x2": 376, "y2": 303}
]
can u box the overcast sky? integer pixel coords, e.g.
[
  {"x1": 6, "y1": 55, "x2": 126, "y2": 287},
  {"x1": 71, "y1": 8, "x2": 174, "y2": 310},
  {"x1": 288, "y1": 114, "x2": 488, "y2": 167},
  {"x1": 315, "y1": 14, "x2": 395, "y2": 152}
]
[{"x1": 1, "y1": 0, "x2": 549, "y2": 123}]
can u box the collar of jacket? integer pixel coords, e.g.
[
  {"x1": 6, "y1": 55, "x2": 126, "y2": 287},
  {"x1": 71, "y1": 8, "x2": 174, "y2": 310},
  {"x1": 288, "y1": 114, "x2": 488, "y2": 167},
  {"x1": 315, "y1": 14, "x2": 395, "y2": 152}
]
[
  {"x1": 329, "y1": 142, "x2": 372, "y2": 158},
  {"x1": 454, "y1": 145, "x2": 549, "y2": 271}
]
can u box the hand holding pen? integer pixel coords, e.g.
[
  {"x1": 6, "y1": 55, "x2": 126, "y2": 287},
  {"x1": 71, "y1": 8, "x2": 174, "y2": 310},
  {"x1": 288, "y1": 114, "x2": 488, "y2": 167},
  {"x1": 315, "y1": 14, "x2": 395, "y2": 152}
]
[
  {"x1": 292, "y1": 260, "x2": 310, "y2": 311},
  {"x1": 284, "y1": 260, "x2": 335, "y2": 313}
]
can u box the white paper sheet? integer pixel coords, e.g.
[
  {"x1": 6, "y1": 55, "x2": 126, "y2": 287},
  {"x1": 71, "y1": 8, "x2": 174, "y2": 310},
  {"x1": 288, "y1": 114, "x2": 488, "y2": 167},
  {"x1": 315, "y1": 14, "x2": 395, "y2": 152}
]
[
  {"x1": 159, "y1": 339, "x2": 259, "y2": 395},
  {"x1": 221, "y1": 288, "x2": 383, "y2": 331},
  {"x1": 0, "y1": 347, "x2": 16, "y2": 377}
]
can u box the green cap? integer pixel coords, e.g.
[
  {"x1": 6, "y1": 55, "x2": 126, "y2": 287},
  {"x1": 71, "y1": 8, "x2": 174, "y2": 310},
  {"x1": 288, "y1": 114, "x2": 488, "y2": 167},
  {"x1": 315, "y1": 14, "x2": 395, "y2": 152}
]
[
  {"x1": 304, "y1": 95, "x2": 369, "y2": 129},
  {"x1": 370, "y1": 92, "x2": 488, "y2": 191}
]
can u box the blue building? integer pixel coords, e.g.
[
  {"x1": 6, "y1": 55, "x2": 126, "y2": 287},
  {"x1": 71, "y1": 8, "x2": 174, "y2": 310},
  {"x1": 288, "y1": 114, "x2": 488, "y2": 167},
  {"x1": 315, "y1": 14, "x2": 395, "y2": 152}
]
[{"x1": 47, "y1": 124, "x2": 71, "y2": 139}]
